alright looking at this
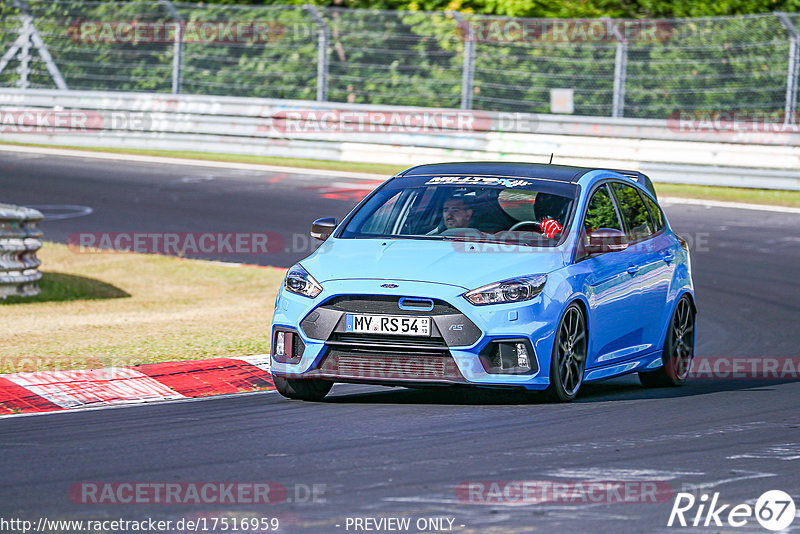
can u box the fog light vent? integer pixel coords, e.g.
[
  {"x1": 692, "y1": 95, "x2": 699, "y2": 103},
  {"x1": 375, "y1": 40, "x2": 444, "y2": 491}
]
[
  {"x1": 273, "y1": 329, "x2": 304, "y2": 364},
  {"x1": 479, "y1": 339, "x2": 537, "y2": 375}
]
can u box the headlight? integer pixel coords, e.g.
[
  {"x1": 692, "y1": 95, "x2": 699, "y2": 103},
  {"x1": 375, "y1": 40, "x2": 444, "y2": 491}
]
[
  {"x1": 463, "y1": 274, "x2": 547, "y2": 306},
  {"x1": 284, "y1": 264, "x2": 322, "y2": 298}
]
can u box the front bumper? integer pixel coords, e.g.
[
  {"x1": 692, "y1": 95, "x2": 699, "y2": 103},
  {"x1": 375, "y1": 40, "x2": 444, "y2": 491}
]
[{"x1": 271, "y1": 279, "x2": 560, "y2": 389}]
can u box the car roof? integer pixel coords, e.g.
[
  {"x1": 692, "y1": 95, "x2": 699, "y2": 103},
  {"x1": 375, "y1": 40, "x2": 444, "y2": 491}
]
[
  {"x1": 397, "y1": 162, "x2": 657, "y2": 199},
  {"x1": 398, "y1": 162, "x2": 592, "y2": 183}
]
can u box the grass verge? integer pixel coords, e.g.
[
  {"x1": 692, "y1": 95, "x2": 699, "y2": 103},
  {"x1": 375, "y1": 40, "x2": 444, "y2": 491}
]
[
  {"x1": 2, "y1": 142, "x2": 799, "y2": 207},
  {"x1": 655, "y1": 183, "x2": 800, "y2": 208},
  {"x1": 0, "y1": 141, "x2": 403, "y2": 176},
  {"x1": 0, "y1": 242, "x2": 284, "y2": 374}
]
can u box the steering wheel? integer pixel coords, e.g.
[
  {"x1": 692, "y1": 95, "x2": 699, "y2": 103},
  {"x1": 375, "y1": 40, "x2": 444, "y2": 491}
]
[{"x1": 509, "y1": 220, "x2": 541, "y2": 232}]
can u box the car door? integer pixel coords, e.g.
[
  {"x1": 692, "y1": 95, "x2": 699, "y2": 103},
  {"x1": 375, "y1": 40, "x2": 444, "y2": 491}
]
[
  {"x1": 580, "y1": 184, "x2": 649, "y2": 368},
  {"x1": 609, "y1": 182, "x2": 674, "y2": 354}
]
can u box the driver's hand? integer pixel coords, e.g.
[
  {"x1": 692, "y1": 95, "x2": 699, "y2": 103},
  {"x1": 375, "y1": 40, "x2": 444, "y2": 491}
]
[{"x1": 541, "y1": 218, "x2": 563, "y2": 238}]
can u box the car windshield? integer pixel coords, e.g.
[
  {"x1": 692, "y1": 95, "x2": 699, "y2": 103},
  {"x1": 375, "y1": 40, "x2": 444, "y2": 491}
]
[{"x1": 340, "y1": 175, "x2": 578, "y2": 247}]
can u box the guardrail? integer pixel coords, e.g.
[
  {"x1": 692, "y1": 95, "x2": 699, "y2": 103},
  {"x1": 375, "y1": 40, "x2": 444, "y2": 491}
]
[
  {"x1": 0, "y1": 88, "x2": 799, "y2": 190},
  {"x1": 0, "y1": 203, "x2": 43, "y2": 299}
]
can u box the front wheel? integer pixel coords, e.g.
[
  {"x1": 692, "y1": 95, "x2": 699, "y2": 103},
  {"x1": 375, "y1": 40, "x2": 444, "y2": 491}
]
[
  {"x1": 639, "y1": 295, "x2": 695, "y2": 388},
  {"x1": 546, "y1": 304, "x2": 588, "y2": 402},
  {"x1": 272, "y1": 375, "x2": 332, "y2": 401}
]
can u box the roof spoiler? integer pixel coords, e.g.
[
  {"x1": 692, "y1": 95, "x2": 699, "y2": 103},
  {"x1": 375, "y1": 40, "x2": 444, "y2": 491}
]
[{"x1": 606, "y1": 169, "x2": 657, "y2": 199}]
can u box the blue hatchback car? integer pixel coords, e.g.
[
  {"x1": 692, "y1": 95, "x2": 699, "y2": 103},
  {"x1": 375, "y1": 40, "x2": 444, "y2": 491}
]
[{"x1": 271, "y1": 162, "x2": 696, "y2": 402}]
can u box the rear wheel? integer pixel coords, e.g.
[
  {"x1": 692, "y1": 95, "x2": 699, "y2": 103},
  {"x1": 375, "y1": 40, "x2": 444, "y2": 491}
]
[
  {"x1": 546, "y1": 304, "x2": 587, "y2": 402},
  {"x1": 639, "y1": 296, "x2": 695, "y2": 388},
  {"x1": 272, "y1": 375, "x2": 332, "y2": 401}
]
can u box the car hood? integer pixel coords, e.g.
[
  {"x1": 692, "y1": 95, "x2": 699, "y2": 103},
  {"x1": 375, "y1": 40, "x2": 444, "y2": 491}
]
[{"x1": 302, "y1": 237, "x2": 569, "y2": 290}]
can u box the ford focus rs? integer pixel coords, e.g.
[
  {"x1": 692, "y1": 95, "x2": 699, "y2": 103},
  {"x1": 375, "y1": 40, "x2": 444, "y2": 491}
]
[{"x1": 271, "y1": 162, "x2": 695, "y2": 402}]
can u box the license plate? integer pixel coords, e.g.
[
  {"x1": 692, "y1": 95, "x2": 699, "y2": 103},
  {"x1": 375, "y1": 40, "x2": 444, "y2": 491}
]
[{"x1": 345, "y1": 314, "x2": 430, "y2": 336}]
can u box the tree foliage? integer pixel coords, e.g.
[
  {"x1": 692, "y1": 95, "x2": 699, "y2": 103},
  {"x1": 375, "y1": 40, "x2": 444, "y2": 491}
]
[
  {"x1": 1, "y1": 0, "x2": 797, "y2": 119},
  {"x1": 189, "y1": 0, "x2": 800, "y2": 18}
]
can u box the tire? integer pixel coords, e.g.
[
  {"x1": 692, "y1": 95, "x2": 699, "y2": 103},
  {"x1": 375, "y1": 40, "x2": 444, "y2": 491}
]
[
  {"x1": 639, "y1": 295, "x2": 695, "y2": 388},
  {"x1": 546, "y1": 304, "x2": 588, "y2": 402},
  {"x1": 272, "y1": 375, "x2": 332, "y2": 401}
]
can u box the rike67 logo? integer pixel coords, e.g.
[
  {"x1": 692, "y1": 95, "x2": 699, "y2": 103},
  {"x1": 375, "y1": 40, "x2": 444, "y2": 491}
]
[{"x1": 668, "y1": 490, "x2": 796, "y2": 531}]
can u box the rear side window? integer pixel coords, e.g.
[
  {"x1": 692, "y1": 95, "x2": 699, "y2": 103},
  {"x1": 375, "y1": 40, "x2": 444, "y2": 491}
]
[
  {"x1": 584, "y1": 185, "x2": 623, "y2": 234},
  {"x1": 641, "y1": 193, "x2": 665, "y2": 232},
  {"x1": 609, "y1": 182, "x2": 654, "y2": 242}
]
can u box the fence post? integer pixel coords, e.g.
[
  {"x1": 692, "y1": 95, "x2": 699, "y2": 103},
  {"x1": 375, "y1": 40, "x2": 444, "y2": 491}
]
[
  {"x1": 777, "y1": 13, "x2": 799, "y2": 125},
  {"x1": 612, "y1": 40, "x2": 628, "y2": 118},
  {"x1": 450, "y1": 12, "x2": 474, "y2": 110},
  {"x1": 15, "y1": 16, "x2": 31, "y2": 89},
  {"x1": 160, "y1": 0, "x2": 183, "y2": 94},
  {"x1": 305, "y1": 5, "x2": 329, "y2": 102},
  {"x1": 5, "y1": 0, "x2": 68, "y2": 90}
]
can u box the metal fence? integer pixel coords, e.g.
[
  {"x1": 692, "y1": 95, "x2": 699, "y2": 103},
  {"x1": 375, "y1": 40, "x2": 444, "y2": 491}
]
[
  {"x1": 0, "y1": 203, "x2": 43, "y2": 299},
  {"x1": 0, "y1": 1, "x2": 798, "y2": 120}
]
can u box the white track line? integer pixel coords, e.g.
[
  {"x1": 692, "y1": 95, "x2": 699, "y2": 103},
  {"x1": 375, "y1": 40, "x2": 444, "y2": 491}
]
[
  {"x1": 2, "y1": 143, "x2": 798, "y2": 213},
  {"x1": 660, "y1": 196, "x2": 800, "y2": 214},
  {"x1": 0, "y1": 143, "x2": 386, "y2": 180}
]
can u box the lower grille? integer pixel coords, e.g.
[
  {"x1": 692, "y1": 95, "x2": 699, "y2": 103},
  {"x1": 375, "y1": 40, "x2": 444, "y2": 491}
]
[
  {"x1": 325, "y1": 333, "x2": 447, "y2": 355},
  {"x1": 330, "y1": 333, "x2": 447, "y2": 347},
  {"x1": 306, "y1": 350, "x2": 465, "y2": 383}
]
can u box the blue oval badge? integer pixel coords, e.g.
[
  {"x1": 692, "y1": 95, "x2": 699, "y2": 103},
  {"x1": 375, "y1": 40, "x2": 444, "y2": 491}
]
[{"x1": 380, "y1": 283, "x2": 398, "y2": 288}]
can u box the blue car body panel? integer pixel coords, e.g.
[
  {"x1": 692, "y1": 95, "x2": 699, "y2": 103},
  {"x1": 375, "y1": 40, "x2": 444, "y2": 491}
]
[
  {"x1": 271, "y1": 164, "x2": 695, "y2": 391},
  {"x1": 302, "y1": 238, "x2": 571, "y2": 290}
]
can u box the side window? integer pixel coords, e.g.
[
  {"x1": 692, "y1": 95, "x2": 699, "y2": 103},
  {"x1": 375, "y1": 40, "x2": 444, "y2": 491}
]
[
  {"x1": 642, "y1": 193, "x2": 665, "y2": 232},
  {"x1": 359, "y1": 190, "x2": 403, "y2": 234},
  {"x1": 584, "y1": 185, "x2": 623, "y2": 235},
  {"x1": 609, "y1": 182, "x2": 654, "y2": 242}
]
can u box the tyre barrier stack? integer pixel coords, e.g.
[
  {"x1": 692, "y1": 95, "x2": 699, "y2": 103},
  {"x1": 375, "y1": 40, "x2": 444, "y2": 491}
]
[{"x1": 0, "y1": 203, "x2": 43, "y2": 299}]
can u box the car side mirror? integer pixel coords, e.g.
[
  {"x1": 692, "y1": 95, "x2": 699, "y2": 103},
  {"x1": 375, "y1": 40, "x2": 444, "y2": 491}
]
[
  {"x1": 585, "y1": 228, "x2": 628, "y2": 254},
  {"x1": 311, "y1": 217, "x2": 337, "y2": 241}
]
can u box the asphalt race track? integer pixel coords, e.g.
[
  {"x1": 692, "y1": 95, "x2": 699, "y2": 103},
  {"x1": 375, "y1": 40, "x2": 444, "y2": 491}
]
[{"x1": 1, "y1": 150, "x2": 799, "y2": 533}]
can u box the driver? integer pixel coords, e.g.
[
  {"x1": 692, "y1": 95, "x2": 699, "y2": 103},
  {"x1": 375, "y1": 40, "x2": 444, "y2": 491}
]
[{"x1": 441, "y1": 197, "x2": 473, "y2": 230}]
